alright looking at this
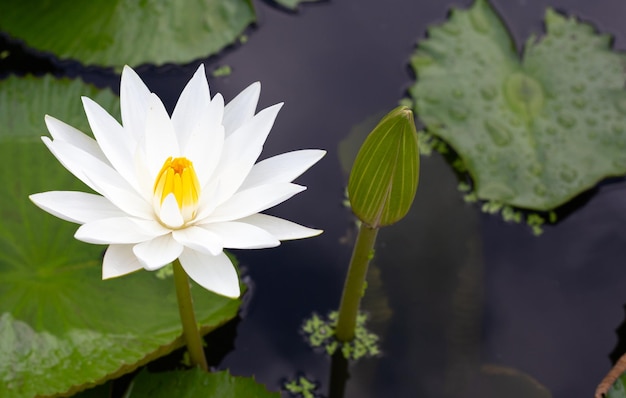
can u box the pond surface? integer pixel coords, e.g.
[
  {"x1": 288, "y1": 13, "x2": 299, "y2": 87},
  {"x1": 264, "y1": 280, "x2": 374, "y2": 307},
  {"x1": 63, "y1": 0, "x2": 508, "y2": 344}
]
[{"x1": 4, "y1": 1, "x2": 626, "y2": 397}]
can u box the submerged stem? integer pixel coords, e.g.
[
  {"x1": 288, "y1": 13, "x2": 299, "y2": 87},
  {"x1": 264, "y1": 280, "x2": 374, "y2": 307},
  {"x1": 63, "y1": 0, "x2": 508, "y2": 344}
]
[
  {"x1": 173, "y1": 259, "x2": 208, "y2": 371},
  {"x1": 335, "y1": 224, "x2": 379, "y2": 342}
]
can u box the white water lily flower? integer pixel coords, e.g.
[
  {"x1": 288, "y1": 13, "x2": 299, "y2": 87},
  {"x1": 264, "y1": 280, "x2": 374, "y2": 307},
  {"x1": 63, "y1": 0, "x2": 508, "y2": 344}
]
[{"x1": 30, "y1": 64, "x2": 325, "y2": 298}]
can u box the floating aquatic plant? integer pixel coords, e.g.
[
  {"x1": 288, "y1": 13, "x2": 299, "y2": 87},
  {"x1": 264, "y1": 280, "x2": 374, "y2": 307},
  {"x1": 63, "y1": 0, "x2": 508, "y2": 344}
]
[
  {"x1": 128, "y1": 368, "x2": 280, "y2": 397},
  {"x1": 410, "y1": 0, "x2": 626, "y2": 221},
  {"x1": 284, "y1": 375, "x2": 319, "y2": 398},
  {"x1": 302, "y1": 312, "x2": 380, "y2": 360},
  {"x1": 0, "y1": 0, "x2": 255, "y2": 69}
]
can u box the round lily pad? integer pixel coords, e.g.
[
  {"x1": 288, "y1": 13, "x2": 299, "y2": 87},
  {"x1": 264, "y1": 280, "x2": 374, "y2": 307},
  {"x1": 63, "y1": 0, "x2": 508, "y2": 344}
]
[
  {"x1": 129, "y1": 368, "x2": 280, "y2": 398},
  {"x1": 410, "y1": 0, "x2": 626, "y2": 211},
  {"x1": 0, "y1": 0, "x2": 255, "y2": 69}
]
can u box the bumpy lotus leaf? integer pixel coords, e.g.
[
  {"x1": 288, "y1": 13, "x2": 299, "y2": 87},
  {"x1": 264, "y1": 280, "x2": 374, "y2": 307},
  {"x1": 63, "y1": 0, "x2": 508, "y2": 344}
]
[
  {"x1": 0, "y1": 0, "x2": 255, "y2": 69},
  {"x1": 129, "y1": 368, "x2": 280, "y2": 397},
  {"x1": 0, "y1": 75, "x2": 241, "y2": 397},
  {"x1": 409, "y1": 0, "x2": 626, "y2": 210}
]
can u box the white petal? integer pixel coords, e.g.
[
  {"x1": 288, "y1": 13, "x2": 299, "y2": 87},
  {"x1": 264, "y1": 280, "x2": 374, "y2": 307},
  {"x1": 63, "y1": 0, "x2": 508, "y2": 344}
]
[
  {"x1": 29, "y1": 191, "x2": 123, "y2": 224},
  {"x1": 206, "y1": 93, "x2": 225, "y2": 128},
  {"x1": 132, "y1": 145, "x2": 156, "y2": 202},
  {"x1": 198, "y1": 183, "x2": 306, "y2": 223},
  {"x1": 172, "y1": 64, "x2": 212, "y2": 149},
  {"x1": 86, "y1": 172, "x2": 154, "y2": 220},
  {"x1": 194, "y1": 179, "x2": 222, "y2": 219},
  {"x1": 179, "y1": 249, "x2": 240, "y2": 298},
  {"x1": 202, "y1": 222, "x2": 279, "y2": 249},
  {"x1": 44, "y1": 115, "x2": 107, "y2": 163},
  {"x1": 223, "y1": 82, "x2": 260, "y2": 136},
  {"x1": 172, "y1": 226, "x2": 222, "y2": 255},
  {"x1": 188, "y1": 124, "x2": 224, "y2": 189},
  {"x1": 237, "y1": 213, "x2": 323, "y2": 240},
  {"x1": 133, "y1": 234, "x2": 183, "y2": 271},
  {"x1": 182, "y1": 96, "x2": 225, "y2": 188},
  {"x1": 211, "y1": 103, "x2": 283, "y2": 203},
  {"x1": 239, "y1": 149, "x2": 326, "y2": 191},
  {"x1": 120, "y1": 65, "x2": 151, "y2": 143},
  {"x1": 42, "y1": 136, "x2": 117, "y2": 194},
  {"x1": 43, "y1": 137, "x2": 151, "y2": 219},
  {"x1": 82, "y1": 97, "x2": 137, "y2": 186},
  {"x1": 75, "y1": 217, "x2": 168, "y2": 244},
  {"x1": 102, "y1": 244, "x2": 144, "y2": 279},
  {"x1": 142, "y1": 93, "x2": 181, "y2": 179},
  {"x1": 157, "y1": 194, "x2": 184, "y2": 229}
]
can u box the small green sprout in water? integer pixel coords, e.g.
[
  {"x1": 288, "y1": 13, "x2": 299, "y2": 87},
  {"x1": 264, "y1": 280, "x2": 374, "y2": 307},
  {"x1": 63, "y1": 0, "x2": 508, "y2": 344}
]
[
  {"x1": 417, "y1": 131, "x2": 449, "y2": 156},
  {"x1": 417, "y1": 131, "x2": 434, "y2": 155},
  {"x1": 458, "y1": 182, "x2": 478, "y2": 203},
  {"x1": 417, "y1": 130, "x2": 449, "y2": 156},
  {"x1": 451, "y1": 157, "x2": 467, "y2": 173},
  {"x1": 501, "y1": 205, "x2": 523, "y2": 223},
  {"x1": 549, "y1": 211, "x2": 557, "y2": 223},
  {"x1": 481, "y1": 200, "x2": 503, "y2": 215},
  {"x1": 302, "y1": 311, "x2": 380, "y2": 360},
  {"x1": 457, "y1": 183, "x2": 552, "y2": 234},
  {"x1": 284, "y1": 376, "x2": 319, "y2": 398},
  {"x1": 211, "y1": 65, "x2": 232, "y2": 77},
  {"x1": 527, "y1": 213, "x2": 546, "y2": 236}
]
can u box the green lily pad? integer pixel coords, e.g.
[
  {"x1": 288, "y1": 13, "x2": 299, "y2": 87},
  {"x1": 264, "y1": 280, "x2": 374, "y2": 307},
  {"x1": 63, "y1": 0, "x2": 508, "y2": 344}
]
[
  {"x1": 0, "y1": 75, "x2": 241, "y2": 397},
  {"x1": 409, "y1": 0, "x2": 626, "y2": 211},
  {"x1": 128, "y1": 368, "x2": 280, "y2": 397},
  {"x1": 0, "y1": 0, "x2": 255, "y2": 69}
]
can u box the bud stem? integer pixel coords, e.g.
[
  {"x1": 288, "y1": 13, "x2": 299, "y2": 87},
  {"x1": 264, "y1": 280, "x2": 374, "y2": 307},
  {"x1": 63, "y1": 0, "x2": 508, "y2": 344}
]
[
  {"x1": 173, "y1": 259, "x2": 209, "y2": 371},
  {"x1": 335, "y1": 224, "x2": 379, "y2": 342}
]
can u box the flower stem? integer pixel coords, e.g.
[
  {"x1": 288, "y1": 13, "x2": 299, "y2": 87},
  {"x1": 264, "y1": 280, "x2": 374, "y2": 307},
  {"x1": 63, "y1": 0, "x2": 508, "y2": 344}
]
[
  {"x1": 335, "y1": 224, "x2": 379, "y2": 342},
  {"x1": 173, "y1": 259, "x2": 208, "y2": 371}
]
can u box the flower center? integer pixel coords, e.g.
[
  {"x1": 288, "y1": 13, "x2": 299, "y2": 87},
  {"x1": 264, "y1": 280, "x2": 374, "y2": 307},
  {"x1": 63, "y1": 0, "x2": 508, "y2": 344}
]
[{"x1": 153, "y1": 156, "x2": 200, "y2": 213}]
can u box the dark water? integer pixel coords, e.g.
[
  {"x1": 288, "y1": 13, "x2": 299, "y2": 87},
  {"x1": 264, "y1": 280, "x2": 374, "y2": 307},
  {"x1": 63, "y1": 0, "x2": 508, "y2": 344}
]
[{"x1": 3, "y1": 1, "x2": 626, "y2": 397}]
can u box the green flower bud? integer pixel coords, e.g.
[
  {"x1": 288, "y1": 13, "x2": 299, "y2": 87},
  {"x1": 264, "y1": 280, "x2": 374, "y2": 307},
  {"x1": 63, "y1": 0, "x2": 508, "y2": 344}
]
[{"x1": 348, "y1": 106, "x2": 420, "y2": 228}]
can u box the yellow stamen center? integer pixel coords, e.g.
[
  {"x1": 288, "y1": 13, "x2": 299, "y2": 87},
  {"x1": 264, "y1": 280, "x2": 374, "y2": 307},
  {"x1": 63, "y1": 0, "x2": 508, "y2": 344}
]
[{"x1": 153, "y1": 157, "x2": 200, "y2": 213}]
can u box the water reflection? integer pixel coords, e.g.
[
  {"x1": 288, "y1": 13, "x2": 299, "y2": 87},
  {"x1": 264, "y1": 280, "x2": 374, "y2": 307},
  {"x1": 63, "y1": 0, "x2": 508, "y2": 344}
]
[{"x1": 482, "y1": 181, "x2": 626, "y2": 397}]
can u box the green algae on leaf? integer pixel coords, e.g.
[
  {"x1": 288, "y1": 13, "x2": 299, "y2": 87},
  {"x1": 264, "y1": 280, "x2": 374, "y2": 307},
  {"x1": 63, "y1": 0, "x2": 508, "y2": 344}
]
[
  {"x1": 0, "y1": 0, "x2": 255, "y2": 69},
  {"x1": 128, "y1": 368, "x2": 279, "y2": 398},
  {"x1": 0, "y1": 76, "x2": 241, "y2": 397},
  {"x1": 409, "y1": 0, "x2": 626, "y2": 211}
]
